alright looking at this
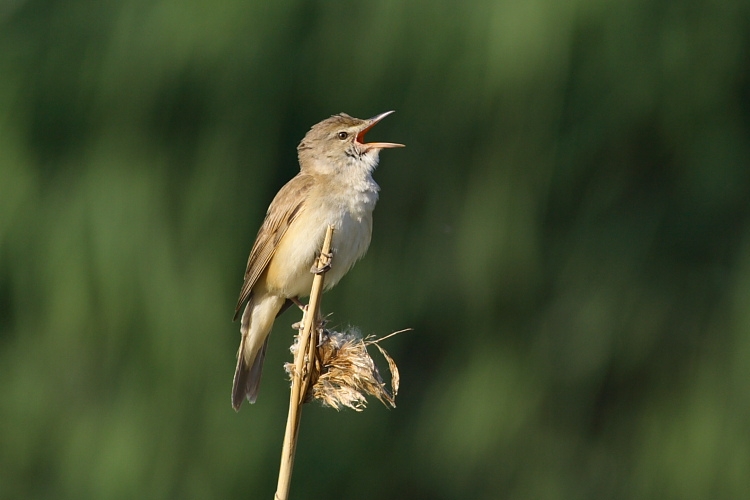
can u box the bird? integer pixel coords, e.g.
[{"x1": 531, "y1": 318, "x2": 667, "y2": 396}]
[{"x1": 231, "y1": 111, "x2": 403, "y2": 411}]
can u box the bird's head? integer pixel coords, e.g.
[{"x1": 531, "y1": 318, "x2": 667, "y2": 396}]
[{"x1": 297, "y1": 111, "x2": 404, "y2": 176}]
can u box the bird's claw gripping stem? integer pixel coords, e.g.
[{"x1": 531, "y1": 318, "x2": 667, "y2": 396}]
[{"x1": 310, "y1": 250, "x2": 333, "y2": 275}]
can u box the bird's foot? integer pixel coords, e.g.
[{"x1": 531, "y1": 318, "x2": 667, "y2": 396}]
[{"x1": 310, "y1": 251, "x2": 334, "y2": 275}]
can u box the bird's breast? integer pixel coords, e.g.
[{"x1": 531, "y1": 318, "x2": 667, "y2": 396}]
[{"x1": 264, "y1": 187, "x2": 377, "y2": 298}]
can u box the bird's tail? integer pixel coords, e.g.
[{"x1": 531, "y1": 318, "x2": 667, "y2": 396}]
[
  {"x1": 231, "y1": 293, "x2": 285, "y2": 411},
  {"x1": 232, "y1": 335, "x2": 268, "y2": 410}
]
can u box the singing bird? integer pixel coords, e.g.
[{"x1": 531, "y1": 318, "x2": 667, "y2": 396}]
[{"x1": 232, "y1": 111, "x2": 403, "y2": 410}]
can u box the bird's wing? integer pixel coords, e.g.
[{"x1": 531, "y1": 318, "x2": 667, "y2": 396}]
[{"x1": 233, "y1": 174, "x2": 315, "y2": 320}]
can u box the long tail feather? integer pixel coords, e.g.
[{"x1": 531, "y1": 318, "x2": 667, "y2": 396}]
[
  {"x1": 231, "y1": 293, "x2": 285, "y2": 411},
  {"x1": 232, "y1": 336, "x2": 268, "y2": 410}
]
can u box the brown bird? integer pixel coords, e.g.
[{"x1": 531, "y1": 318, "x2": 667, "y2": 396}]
[{"x1": 232, "y1": 111, "x2": 403, "y2": 410}]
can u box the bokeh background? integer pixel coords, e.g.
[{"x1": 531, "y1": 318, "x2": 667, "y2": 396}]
[{"x1": 2, "y1": 0, "x2": 750, "y2": 498}]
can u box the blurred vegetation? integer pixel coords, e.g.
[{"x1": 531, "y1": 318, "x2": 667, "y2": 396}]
[{"x1": 2, "y1": 0, "x2": 750, "y2": 498}]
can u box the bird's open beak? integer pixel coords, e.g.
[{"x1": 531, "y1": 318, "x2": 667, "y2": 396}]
[{"x1": 356, "y1": 110, "x2": 405, "y2": 149}]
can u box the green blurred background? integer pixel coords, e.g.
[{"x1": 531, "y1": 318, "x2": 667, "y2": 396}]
[{"x1": 2, "y1": 0, "x2": 750, "y2": 498}]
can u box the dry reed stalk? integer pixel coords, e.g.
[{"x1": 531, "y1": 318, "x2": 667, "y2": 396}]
[
  {"x1": 274, "y1": 225, "x2": 404, "y2": 499},
  {"x1": 274, "y1": 225, "x2": 334, "y2": 500}
]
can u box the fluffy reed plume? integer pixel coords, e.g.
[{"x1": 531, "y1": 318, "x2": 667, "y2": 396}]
[{"x1": 285, "y1": 325, "x2": 402, "y2": 411}]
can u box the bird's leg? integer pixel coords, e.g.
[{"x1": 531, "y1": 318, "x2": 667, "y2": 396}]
[
  {"x1": 310, "y1": 250, "x2": 334, "y2": 275},
  {"x1": 290, "y1": 297, "x2": 307, "y2": 330}
]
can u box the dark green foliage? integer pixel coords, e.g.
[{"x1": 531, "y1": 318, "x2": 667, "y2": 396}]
[{"x1": 1, "y1": 0, "x2": 749, "y2": 498}]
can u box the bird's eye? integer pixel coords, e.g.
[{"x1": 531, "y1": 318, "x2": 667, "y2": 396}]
[{"x1": 337, "y1": 131, "x2": 348, "y2": 140}]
